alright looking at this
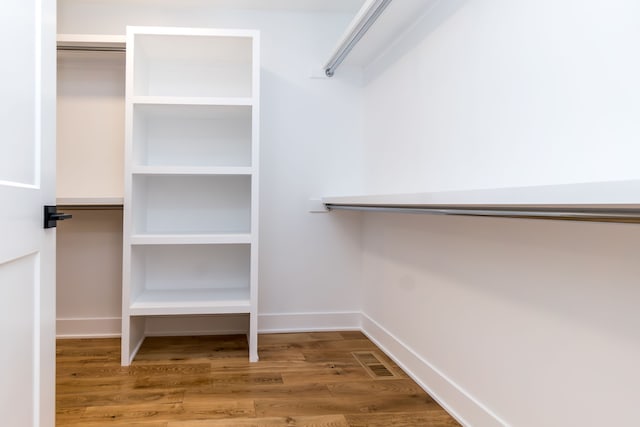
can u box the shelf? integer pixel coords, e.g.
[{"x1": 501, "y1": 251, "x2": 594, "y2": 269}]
[
  {"x1": 132, "y1": 166, "x2": 253, "y2": 176},
  {"x1": 130, "y1": 233, "x2": 252, "y2": 245},
  {"x1": 132, "y1": 103, "x2": 252, "y2": 168},
  {"x1": 57, "y1": 34, "x2": 126, "y2": 50},
  {"x1": 129, "y1": 243, "x2": 251, "y2": 315},
  {"x1": 132, "y1": 96, "x2": 254, "y2": 106},
  {"x1": 132, "y1": 175, "x2": 251, "y2": 234},
  {"x1": 131, "y1": 28, "x2": 256, "y2": 98},
  {"x1": 57, "y1": 197, "x2": 124, "y2": 206},
  {"x1": 129, "y1": 289, "x2": 251, "y2": 316},
  {"x1": 323, "y1": 180, "x2": 640, "y2": 223}
]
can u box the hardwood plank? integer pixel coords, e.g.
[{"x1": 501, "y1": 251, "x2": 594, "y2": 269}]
[
  {"x1": 280, "y1": 365, "x2": 371, "y2": 385},
  {"x1": 327, "y1": 379, "x2": 429, "y2": 397},
  {"x1": 259, "y1": 338, "x2": 378, "y2": 353},
  {"x1": 179, "y1": 399, "x2": 256, "y2": 420},
  {"x1": 183, "y1": 383, "x2": 333, "y2": 401},
  {"x1": 259, "y1": 332, "x2": 345, "y2": 345},
  {"x1": 134, "y1": 372, "x2": 213, "y2": 389},
  {"x1": 58, "y1": 418, "x2": 169, "y2": 427},
  {"x1": 168, "y1": 414, "x2": 349, "y2": 427},
  {"x1": 134, "y1": 335, "x2": 250, "y2": 362},
  {"x1": 57, "y1": 388, "x2": 184, "y2": 409},
  {"x1": 79, "y1": 402, "x2": 184, "y2": 424},
  {"x1": 254, "y1": 394, "x2": 440, "y2": 418},
  {"x1": 210, "y1": 372, "x2": 284, "y2": 386},
  {"x1": 345, "y1": 411, "x2": 461, "y2": 426},
  {"x1": 338, "y1": 331, "x2": 367, "y2": 340}
]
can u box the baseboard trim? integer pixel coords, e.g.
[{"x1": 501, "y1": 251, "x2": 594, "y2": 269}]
[
  {"x1": 361, "y1": 313, "x2": 506, "y2": 427},
  {"x1": 56, "y1": 317, "x2": 121, "y2": 338},
  {"x1": 258, "y1": 311, "x2": 362, "y2": 333},
  {"x1": 56, "y1": 312, "x2": 363, "y2": 338}
]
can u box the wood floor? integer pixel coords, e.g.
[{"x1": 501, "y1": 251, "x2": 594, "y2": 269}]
[{"x1": 56, "y1": 331, "x2": 460, "y2": 426}]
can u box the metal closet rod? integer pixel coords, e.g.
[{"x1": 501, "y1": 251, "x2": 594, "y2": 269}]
[
  {"x1": 324, "y1": 0, "x2": 393, "y2": 77},
  {"x1": 325, "y1": 204, "x2": 640, "y2": 222},
  {"x1": 57, "y1": 46, "x2": 126, "y2": 52}
]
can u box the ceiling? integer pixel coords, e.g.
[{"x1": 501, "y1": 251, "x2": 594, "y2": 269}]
[{"x1": 78, "y1": 0, "x2": 366, "y2": 13}]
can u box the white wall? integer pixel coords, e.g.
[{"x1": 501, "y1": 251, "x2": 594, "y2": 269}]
[
  {"x1": 364, "y1": 0, "x2": 640, "y2": 194},
  {"x1": 362, "y1": 214, "x2": 640, "y2": 426},
  {"x1": 57, "y1": 209, "x2": 123, "y2": 337},
  {"x1": 57, "y1": 1, "x2": 365, "y2": 333},
  {"x1": 360, "y1": 1, "x2": 640, "y2": 426}
]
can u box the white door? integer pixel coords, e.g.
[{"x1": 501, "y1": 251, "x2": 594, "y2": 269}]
[{"x1": 0, "y1": 0, "x2": 57, "y2": 426}]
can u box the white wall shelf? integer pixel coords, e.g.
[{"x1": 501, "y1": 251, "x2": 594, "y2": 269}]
[
  {"x1": 132, "y1": 166, "x2": 253, "y2": 176},
  {"x1": 131, "y1": 174, "x2": 252, "y2": 235},
  {"x1": 132, "y1": 103, "x2": 252, "y2": 168},
  {"x1": 323, "y1": 180, "x2": 640, "y2": 222},
  {"x1": 122, "y1": 26, "x2": 260, "y2": 365},
  {"x1": 130, "y1": 233, "x2": 252, "y2": 245},
  {"x1": 130, "y1": 289, "x2": 251, "y2": 316},
  {"x1": 132, "y1": 96, "x2": 253, "y2": 106}
]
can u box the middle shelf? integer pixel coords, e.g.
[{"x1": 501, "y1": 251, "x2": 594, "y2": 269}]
[
  {"x1": 132, "y1": 103, "x2": 252, "y2": 168},
  {"x1": 131, "y1": 174, "x2": 252, "y2": 235}
]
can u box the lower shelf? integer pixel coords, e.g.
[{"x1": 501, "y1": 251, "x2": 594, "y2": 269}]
[{"x1": 129, "y1": 288, "x2": 251, "y2": 316}]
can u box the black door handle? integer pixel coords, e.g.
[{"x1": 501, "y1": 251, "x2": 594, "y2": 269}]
[{"x1": 44, "y1": 205, "x2": 73, "y2": 229}]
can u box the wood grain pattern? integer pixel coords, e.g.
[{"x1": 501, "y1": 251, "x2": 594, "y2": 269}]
[{"x1": 57, "y1": 332, "x2": 459, "y2": 426}]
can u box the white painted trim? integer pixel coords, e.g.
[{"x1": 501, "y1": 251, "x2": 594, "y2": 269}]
[
  {"x1": 361, "y1": 313, "x2": 507, "y2": 427},
  {"x1": 56, "y1": 312, "x2": 362, "y2": 338},
  {"x1": 56, "y1": 317, "x2": 121, "y2": 338},
  {"x1": 258, "y1": 311, "x2": 362, "y2": 333}
]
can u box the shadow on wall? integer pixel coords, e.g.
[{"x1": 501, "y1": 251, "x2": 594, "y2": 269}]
[
  {"x1": 365, "y1": 0, "x2": 470, "y2": 82},
  {"x1": 361, "y1": 212, "x2": 640, "y2": 344}
]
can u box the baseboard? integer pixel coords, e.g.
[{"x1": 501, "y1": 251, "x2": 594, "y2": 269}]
[
  {"x1": 258, "y1": 311, "x2": 362, "y2": 333},
  {"x1": 56, "y1": 312, "x2": 362, "y2": 338},
  {"x1": 361, "y1": 313, "x2": 506, "y2": 427},
  {"x1": 56, "y1": 317, "x2": 121, "y2": 338}
]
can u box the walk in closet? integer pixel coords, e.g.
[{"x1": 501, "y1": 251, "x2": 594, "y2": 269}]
[{"x1": 52, "y1": 2, "x2": 640, "y2": 425}]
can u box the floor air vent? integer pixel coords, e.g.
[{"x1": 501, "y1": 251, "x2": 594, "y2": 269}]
[{"x1": 352, "y1": 351, "x2": 397, "y2": 379}]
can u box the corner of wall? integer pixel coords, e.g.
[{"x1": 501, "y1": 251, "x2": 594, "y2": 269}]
[{"x1": 361, "y1": 312, "x2": 506, "y2": 427}]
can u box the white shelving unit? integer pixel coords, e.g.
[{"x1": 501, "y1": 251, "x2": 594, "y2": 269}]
[{"x1": 122, "y1": 26, "x2": 260, "y2": 365}]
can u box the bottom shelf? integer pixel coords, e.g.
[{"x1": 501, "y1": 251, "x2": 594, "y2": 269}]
[{"x1": 129, "y1": 288, "x2": 251, "y2": 316}]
